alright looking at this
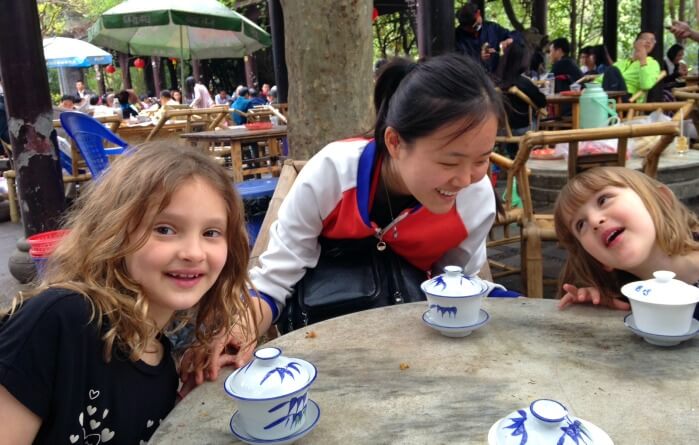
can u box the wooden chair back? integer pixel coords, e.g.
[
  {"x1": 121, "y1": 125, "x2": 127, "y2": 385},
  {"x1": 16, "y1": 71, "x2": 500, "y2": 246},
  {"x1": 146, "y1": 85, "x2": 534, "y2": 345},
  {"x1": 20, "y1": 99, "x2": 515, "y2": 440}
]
[
  {"x1": 145, "y1": 106, "x2": 230, "y2": 142},
  {"x1": 250, "y1": 160, "x2": 306, "y2": 268},
  {"x1": 496, "y1": 86, "x2": 546, "y2": 145},
  {"x1": 672, "y1": 84, "x2": 699, "y2": 101}
]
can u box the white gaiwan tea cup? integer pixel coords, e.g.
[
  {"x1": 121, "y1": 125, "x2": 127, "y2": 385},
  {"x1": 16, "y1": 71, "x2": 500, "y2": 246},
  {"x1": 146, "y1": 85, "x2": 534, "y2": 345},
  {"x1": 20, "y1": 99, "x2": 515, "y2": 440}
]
[
  {"x1": 621, "y1": 270, "x2": 699, "y2": 336},
  {"x1": 488, "y1": 399, "x2": 613, "y2": 445},
  {"x1": 421, "y1": 265, "x2": 489, "y2": 327},
  {"x1": 224, "y1": 347, "x2": 317, "y2": 440}
]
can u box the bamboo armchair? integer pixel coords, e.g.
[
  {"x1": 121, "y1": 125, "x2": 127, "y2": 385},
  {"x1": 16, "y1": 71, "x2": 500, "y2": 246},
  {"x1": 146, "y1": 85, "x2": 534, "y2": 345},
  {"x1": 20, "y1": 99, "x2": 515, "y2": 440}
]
[
  {"x1": 487, "y1": 152, "x2": 527, "y2": 279},
  {"x1": 145, "y1": 105, "x2": 230, "y2": 142},
  {"x1": 496, "y1": 86, "x2": 547, "y2": 146},
  {"x1": 500, "y1": 121, "x2": 680, "y2": 297}
]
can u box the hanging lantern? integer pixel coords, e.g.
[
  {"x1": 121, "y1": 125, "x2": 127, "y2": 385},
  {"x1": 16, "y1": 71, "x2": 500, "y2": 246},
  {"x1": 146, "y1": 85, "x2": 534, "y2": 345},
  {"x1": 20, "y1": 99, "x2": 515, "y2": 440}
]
[
  {"x1": 134, "y1": 57, "x2": 146, "y2": 70},
  {"x1": 169, "y1": 57, "x2": 178, "y2": 65},
  {"x1": 105, "y1": 64, "x2": 116, "y2": 74},
  {"x1": 372, "y1": 7, "x2": 379, "y2": 22}
]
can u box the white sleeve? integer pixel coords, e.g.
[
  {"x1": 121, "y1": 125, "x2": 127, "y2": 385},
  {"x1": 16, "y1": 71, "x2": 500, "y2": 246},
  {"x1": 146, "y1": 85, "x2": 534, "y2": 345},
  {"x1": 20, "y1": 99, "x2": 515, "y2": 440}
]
[
  {"x1": 432, "y1": 176, "x2": 496, "y2": 277},
  {"x1": 249, "y1": 145, "x2": 354, "y2": 308}
]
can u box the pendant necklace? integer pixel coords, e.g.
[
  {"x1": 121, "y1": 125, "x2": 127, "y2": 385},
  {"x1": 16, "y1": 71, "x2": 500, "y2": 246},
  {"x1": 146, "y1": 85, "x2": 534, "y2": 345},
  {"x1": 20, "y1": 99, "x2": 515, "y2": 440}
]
[{"x1": 376, "y1": 166, "x2": 403, "y2": 251}]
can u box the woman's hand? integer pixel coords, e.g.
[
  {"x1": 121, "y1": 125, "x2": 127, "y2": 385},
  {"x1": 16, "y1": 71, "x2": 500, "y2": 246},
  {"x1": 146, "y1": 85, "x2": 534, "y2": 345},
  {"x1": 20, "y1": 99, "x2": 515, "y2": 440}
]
[
  {"x1": 558, "y1": 283, "x2": 630, "y2": 310},
  {"x1": 178, "y1": 324, "x2": 257, "y2": 399}
]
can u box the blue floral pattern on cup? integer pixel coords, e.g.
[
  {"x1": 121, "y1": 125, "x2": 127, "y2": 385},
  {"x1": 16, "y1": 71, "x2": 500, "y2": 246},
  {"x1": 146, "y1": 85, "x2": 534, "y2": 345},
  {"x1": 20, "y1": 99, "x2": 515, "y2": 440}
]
[
  {"x1": 504, "y1": 410, "x2": 592, "y2": 445},
  {"x1": 264, "y1": 392, "x2": 308, "y2": 430},
  {"x1": 505, "y1": 410, "x2": 528, "y2": 445},
  {"x1": 260, "y1": 362, "x2": 302, "y2": 386},
  {"x1": 429, "y1": 303, "x2": 457, "y2": 318}
]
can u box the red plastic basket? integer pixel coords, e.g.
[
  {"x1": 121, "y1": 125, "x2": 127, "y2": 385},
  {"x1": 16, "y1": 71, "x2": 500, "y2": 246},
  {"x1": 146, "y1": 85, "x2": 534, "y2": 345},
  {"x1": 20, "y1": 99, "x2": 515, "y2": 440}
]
[
  {"x1": 27, "y1": 229, "x2": 69, "y2": 259},
  {"x1": 245, "y1": 121, "x2": 273, "y2": 130}
]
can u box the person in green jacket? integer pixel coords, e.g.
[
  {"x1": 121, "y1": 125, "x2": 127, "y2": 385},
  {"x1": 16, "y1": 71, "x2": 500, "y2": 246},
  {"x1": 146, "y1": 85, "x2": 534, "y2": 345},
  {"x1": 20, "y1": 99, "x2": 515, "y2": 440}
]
[{"x1": 611, "y1": 32, "x2": 661, "y2": 103}]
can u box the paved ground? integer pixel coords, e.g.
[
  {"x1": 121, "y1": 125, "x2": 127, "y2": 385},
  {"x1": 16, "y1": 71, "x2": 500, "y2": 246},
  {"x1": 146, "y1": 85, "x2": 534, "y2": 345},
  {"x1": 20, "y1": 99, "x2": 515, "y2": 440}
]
[{"x1": 0, "y1": 220, "x2": 30, "y2": 307}]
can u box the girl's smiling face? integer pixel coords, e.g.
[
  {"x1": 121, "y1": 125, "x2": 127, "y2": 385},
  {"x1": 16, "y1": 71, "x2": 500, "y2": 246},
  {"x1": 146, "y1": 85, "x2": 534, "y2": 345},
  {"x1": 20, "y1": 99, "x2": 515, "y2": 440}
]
[
  {"x1": 384, "y1": 115, "x2": 497, "y2": 214},
  {"x1": 570, "y1": 185, "x2": 659, "y2": 273},
  {"x1": 125, "y1": 177, "x2": 229, "y2": 329}
]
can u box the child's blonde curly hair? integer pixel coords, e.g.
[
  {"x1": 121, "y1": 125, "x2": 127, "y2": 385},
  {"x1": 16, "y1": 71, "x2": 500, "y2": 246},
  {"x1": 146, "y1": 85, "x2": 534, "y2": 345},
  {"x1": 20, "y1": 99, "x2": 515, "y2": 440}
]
[{"x1": 5, "y1": 142, "x2": 258, "y2": 363}]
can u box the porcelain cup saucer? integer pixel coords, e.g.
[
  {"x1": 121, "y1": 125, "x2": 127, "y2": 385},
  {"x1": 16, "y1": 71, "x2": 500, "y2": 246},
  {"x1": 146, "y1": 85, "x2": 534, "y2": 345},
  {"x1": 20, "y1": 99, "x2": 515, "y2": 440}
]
[
  {"x1": 229, "y1": 399, "x2": 320, "y2": 445},
  {"x1": 624, "y1": 313, "x2": 699, "y2": 346},
  {"x1": 422, "y1": 308, "x2": 490, "y2": 337}
]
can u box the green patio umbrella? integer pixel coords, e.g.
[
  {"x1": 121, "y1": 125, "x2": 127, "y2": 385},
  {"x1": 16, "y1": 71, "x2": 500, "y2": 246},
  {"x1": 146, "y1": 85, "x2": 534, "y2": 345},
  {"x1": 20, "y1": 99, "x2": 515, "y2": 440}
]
[{"x1": 87, "y1": 0, "x2": 271, "y2": 86}]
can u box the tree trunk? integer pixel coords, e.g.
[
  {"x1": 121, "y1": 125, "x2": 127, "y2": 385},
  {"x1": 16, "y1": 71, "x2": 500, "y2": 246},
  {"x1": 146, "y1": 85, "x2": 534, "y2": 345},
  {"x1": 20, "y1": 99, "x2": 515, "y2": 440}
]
[
  {"x1": 95, "y1": 65, "x2": 106, "y2": 97},
  {"x1": 0, "y1": 0, "x2": 66, "y2": 236},
  {"x1": 502, "y1": 0, "x2": 526, "y2": 32},
  {"x1": 669, "y1": 0, "x2": 676, "y2": 20},
  {"x1": 144, "y1": 57, "x2": 156, "y2": 96},
  {"x1": 679, "y1": 0, "x2": 686, "y2": 22},
  {"x1": 118, "y1": 52, "x2": 132, "y2": 90},
  {"x1": 569, "y1": 0, "x2": 578, "y2": 58},
  {"x1": 280, "y1": 0, "x2": 373, "y2": 160},
  {"x1": 531, "y1": 0, "x2": 547, "y2": 36},
  {"x1": 165, "y1": 58, "x2": 178, "y2": 91}
]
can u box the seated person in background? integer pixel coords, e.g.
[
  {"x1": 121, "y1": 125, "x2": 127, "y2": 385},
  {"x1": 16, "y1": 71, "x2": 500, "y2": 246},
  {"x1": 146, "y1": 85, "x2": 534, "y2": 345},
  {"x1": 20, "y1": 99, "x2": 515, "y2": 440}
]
[
  {"x1": 454, "y1": 2, "x2": 517, "y2": 73},
  {"x1": 662, "y1": 44, "x2": 688, "y2": 96},
  {"x1": 608, "y1": 31, "x2": 660, "y2": 103},
  {"x1": 579, "y1": 46, "x2": 595, "y2": 74},
  {"x1": 230, "y1": 87, "x2": 252, "y2": 125},
  {"x1": 159, "y1": 90, "x2": 179, "y2": 107},
  {"x1": 59, "y1": 94, "x2": 76, "y2": 110},
  {"x1": 88, "y1": 95, "x2": 116, "y2": 117},
  {"x1": 171, "y1": 89, "x2": 183, "y2": 104},
  {"x1": 260, "y1": 83, "x2": 271, "y2": 101},
  {"x1": 116, "y1": 90, "x2": 139, "y2": 120},
  {"x1": 267, "y1": 85, "x2": 278, "y2": 105},
  {"x1": 248, "y1": 88, "x2": 267, "y2": 107},
  {"x1": 549, "y1": 37, "x2": 583, "y2": 93},
  {"x1": 53, "y1": 94, "x2": 77, "y2": 120},
  {"x1": 589, "y1": 45, "x2": 628, "y2": 94},
  {"x1": 495, "y1": 40, "x2": 546, "y2": 158},
  {"x1": 215, "y1": 89, "x2": 231, "y2": 105}
]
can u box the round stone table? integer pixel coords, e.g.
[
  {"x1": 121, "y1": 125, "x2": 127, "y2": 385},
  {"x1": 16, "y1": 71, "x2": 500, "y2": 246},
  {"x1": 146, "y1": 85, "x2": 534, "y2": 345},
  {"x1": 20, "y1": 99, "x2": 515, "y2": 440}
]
[{"x1": 150, "y1": 299, "x2": 699, "y2": 444}]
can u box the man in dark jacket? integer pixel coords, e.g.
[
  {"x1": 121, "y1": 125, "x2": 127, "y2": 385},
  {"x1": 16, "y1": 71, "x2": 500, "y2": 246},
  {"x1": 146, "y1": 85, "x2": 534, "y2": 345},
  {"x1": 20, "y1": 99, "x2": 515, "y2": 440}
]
[
  {"x1": 549, "y1": 37, "x2": 583, "y2": 93},
  {"x1": 454, "y1": 3, "x2": 517, "y2": 73}
]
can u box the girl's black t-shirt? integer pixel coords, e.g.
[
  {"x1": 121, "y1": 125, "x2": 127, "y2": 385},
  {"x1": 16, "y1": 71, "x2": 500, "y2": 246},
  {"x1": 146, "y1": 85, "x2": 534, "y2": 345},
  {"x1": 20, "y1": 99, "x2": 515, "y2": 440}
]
[{"x1": 0, "y1": 288, "x2": 178, "y2": 444}]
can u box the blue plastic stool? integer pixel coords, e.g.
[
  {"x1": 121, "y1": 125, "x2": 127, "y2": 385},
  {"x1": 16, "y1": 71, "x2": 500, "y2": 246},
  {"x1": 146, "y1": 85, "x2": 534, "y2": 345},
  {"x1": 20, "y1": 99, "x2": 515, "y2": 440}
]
[{"x1": 235, "y1": 178, "x2": 279, "y2": 247}]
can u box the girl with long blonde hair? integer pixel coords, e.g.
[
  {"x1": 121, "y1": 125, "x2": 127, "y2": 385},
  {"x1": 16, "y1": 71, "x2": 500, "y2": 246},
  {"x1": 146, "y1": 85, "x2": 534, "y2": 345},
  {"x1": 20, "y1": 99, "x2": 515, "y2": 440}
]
[
  {"x1": 0, "y1": 143, "x2": 258, "y2": 444},
  {"x1": 554, "y1": 166, "x2": 699, "y2": 312}
]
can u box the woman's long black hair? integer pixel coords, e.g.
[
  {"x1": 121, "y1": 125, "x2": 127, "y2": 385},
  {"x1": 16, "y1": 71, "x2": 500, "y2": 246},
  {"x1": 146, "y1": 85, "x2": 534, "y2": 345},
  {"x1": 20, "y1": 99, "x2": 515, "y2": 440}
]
[{"x1": 373, "y1": 53, "x2": 504, "y2": 154}]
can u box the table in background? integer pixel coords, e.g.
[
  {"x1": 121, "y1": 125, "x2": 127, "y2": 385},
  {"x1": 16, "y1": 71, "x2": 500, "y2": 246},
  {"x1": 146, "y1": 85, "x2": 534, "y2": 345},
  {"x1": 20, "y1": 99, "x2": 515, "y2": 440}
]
[
  {"x1": 150, "y1": 299, "x2": 699, "y2": 444},
  {"x1": 117, "y1": 120, "x2": 207, "y2": 145},
  {"x1": 546, "y1": 90, "x2": 627, "y2": 129},
  {"x1": 180, "y1": 125, "x2": 288, "y2": 181}
]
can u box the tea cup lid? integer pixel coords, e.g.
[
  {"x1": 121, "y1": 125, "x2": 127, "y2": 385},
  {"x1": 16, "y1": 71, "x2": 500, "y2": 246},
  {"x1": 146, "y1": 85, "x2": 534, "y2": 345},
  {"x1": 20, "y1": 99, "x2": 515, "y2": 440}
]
[
  {"x1": 621, "y1": 271, "x2": 699, "y2": 306},
  {"x1": 490, "y1": 399, "x2": 612, "y2": 445},
  {"x1": 420, "y1": 265, "x2": 488, "y2": 297},
  {"x1": 225, "y1": 347, "x2": 314, "y2": 400}
]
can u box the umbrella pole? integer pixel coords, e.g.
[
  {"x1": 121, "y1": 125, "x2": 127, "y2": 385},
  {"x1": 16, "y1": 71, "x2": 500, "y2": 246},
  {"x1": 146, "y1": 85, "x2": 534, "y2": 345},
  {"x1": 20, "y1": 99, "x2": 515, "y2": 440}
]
[{"x1": 179, "y1": 25, "x2": 185, "y2": 94}]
